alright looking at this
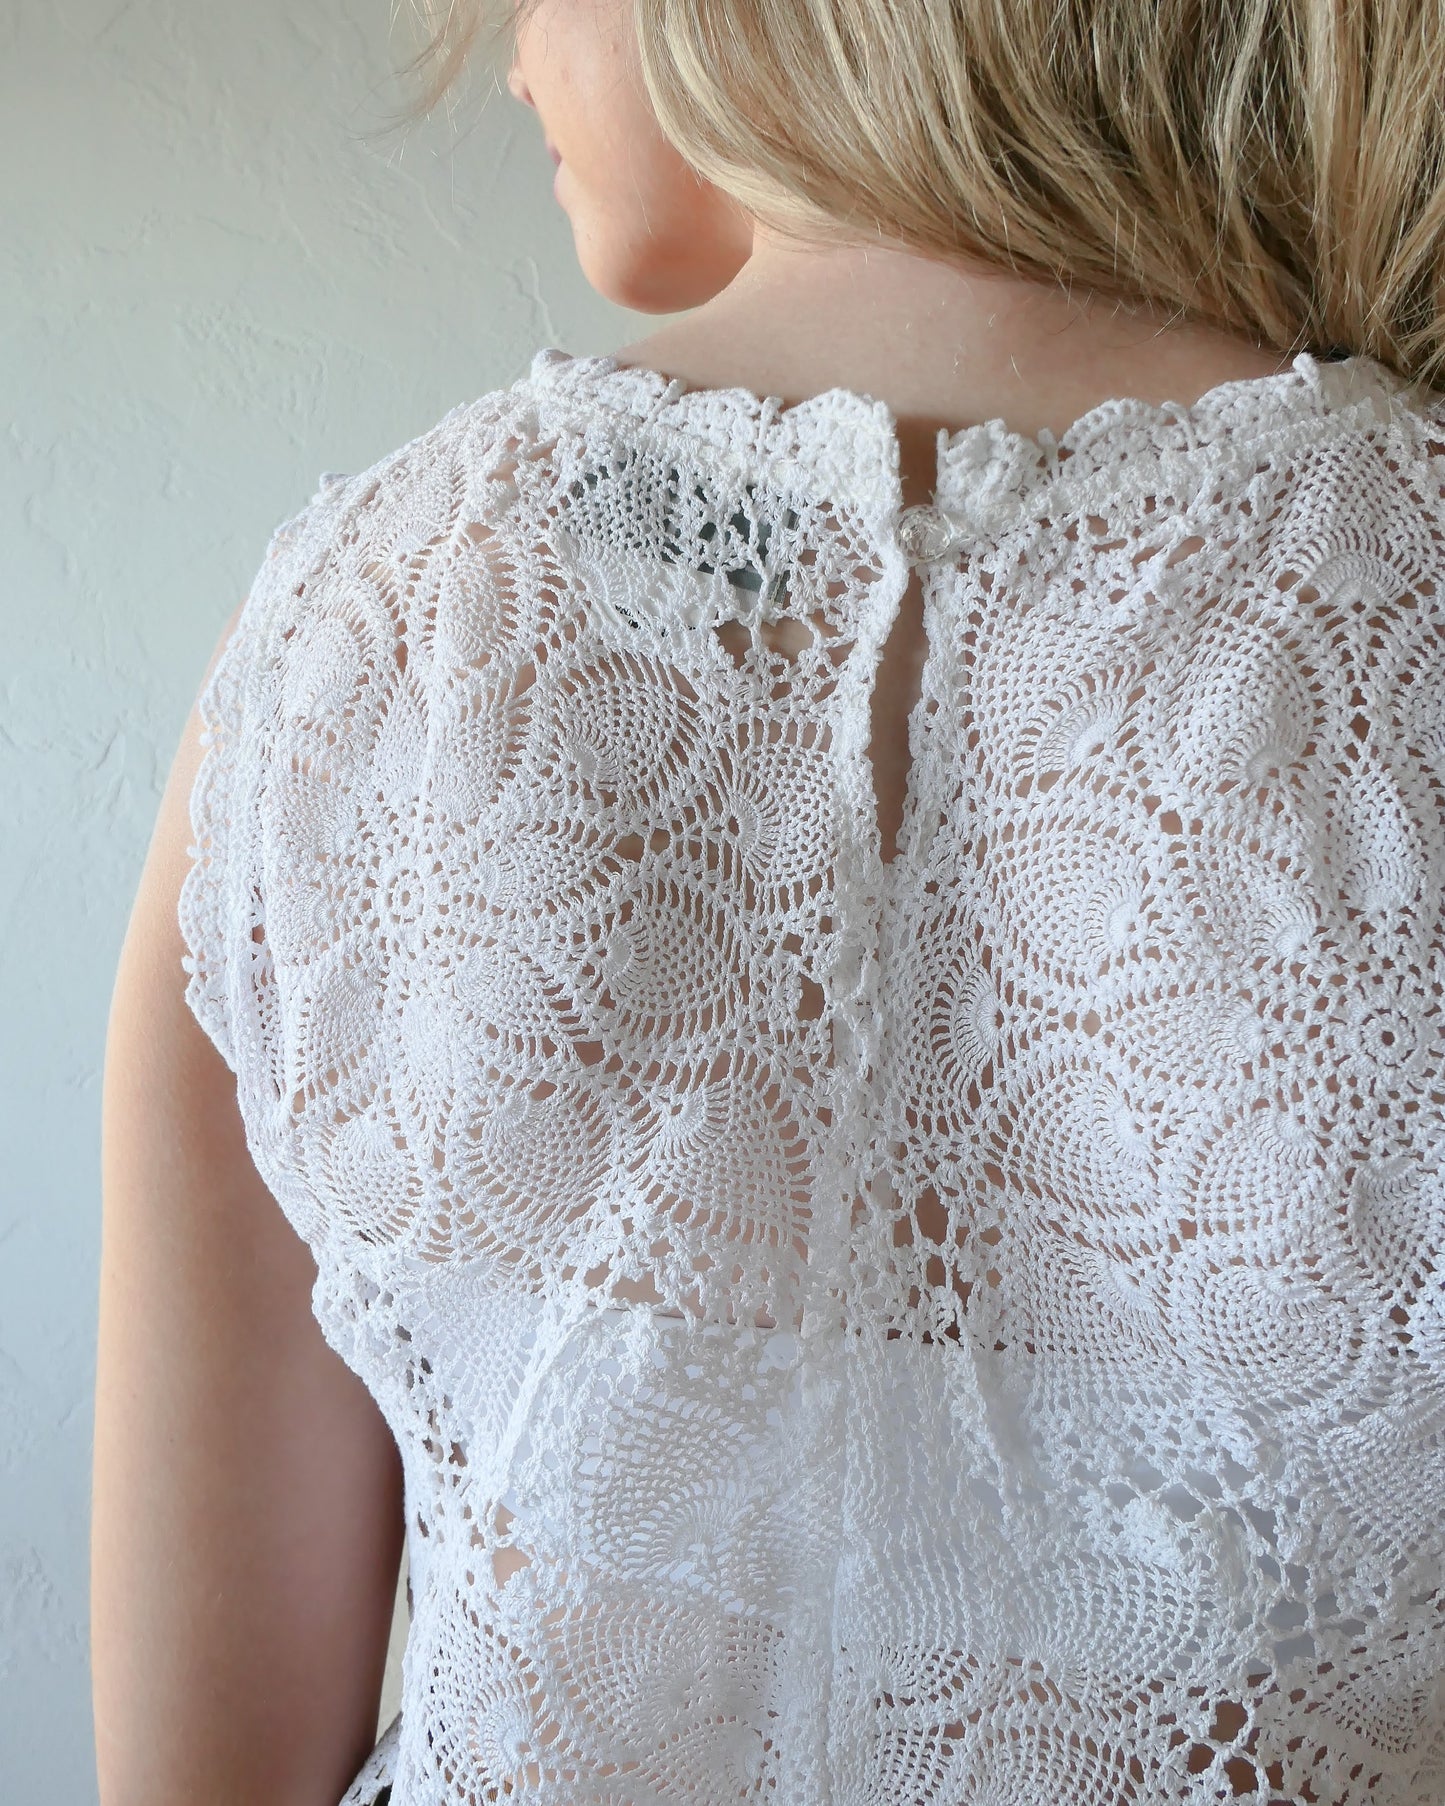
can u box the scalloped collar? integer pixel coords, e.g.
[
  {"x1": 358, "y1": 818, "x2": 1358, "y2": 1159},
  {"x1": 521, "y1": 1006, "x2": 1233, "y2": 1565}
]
[{"x1": 520, "y1": 343, "x2": 1424, "y2": 540}]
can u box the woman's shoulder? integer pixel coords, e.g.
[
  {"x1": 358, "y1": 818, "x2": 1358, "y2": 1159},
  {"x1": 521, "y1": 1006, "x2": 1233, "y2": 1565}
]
[
  {"x1": 245, "y1": 342, "x2": 1445, "y2": 704},
  {"x1": 293, "y1": 344, "x2": 1445, "y2": 573},
  {"x1": 298, "y1": 367, "x2": 547, "y2": 550}
]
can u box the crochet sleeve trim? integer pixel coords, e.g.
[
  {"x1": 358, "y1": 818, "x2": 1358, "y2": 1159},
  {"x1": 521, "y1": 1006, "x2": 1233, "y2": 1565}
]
[{"x1": 177, "y1": 471, "x2": 355, "y2": 1072}]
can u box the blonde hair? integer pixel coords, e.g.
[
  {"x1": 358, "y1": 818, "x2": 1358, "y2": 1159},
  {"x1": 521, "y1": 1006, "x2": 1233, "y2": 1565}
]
[{"x1": 403, "y1": 0, "x2": 1445, "y2": 388}]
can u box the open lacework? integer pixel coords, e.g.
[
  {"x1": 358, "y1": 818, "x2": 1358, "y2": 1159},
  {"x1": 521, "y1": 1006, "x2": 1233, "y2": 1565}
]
[{"x1": 180, "y1": 346, "x2": 1445, "y2": 1805}]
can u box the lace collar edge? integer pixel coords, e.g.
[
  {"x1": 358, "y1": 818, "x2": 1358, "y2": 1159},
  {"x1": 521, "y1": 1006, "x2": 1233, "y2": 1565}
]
[{"x1": 516, "y1": 344, "x2": 1428, "y2": 526}]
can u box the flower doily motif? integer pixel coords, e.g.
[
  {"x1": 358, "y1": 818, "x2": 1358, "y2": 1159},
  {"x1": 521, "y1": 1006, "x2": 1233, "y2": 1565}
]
[{"x1": 182, "y1": 348, "x2": 1445, "y2": 1805}]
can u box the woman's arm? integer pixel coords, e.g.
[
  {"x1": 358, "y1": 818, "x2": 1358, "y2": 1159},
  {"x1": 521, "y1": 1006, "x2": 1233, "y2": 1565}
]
[{"x1": 92, "y1": 610, "x2": 405, "y2": 1806}]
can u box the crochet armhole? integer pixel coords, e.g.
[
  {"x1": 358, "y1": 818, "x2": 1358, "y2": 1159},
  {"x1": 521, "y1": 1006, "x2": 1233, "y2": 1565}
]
[{"x1": 177, "y1": 473, "x2": 354, "y2": 1071}]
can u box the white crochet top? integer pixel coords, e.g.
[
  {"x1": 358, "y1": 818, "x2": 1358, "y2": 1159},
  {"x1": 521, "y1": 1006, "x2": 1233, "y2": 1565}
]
[{"x1": 180, "y1": 346, "x2": 1445, "y2": 1806}]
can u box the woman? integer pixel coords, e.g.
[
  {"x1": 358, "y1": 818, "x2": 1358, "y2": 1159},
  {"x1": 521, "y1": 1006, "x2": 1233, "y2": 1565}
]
[{"x1": 92, "y1": 0, "x2": 1445, "y2": 1799}]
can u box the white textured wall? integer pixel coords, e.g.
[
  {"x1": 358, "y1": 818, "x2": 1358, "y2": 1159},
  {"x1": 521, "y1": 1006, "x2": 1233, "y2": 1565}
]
[{"x1": 1, "y1": 2, "x2": 643, "y2": 1796}]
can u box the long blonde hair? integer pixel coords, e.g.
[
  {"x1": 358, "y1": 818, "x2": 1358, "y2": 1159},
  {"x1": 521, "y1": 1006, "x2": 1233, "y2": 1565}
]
[{"x1": 403, "y1": 0, "x2": 1445, "y2": 389}]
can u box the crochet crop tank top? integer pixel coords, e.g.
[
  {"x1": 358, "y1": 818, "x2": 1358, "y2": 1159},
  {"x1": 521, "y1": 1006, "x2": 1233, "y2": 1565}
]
[{"x1": 180, "y1": 346, "x2": 1445, "y2": 1806}]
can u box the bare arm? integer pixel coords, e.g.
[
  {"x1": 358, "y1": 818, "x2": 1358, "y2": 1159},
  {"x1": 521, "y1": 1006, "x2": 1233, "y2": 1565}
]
[{"x1": 92, "y1": 609, "x2": 405, "y2": 1806}]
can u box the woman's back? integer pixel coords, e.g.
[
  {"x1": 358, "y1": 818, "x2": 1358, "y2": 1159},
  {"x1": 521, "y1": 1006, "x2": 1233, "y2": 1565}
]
[
  {"x1": 615, "y1": 249, "x2": 1303, "y2": 870},
  {"x1": 179, "y1": 335, "x2": 1445, "y2": 1806},
  {"x1": 88, "y1": 0, "x2": 1445, "y2": 1791}
]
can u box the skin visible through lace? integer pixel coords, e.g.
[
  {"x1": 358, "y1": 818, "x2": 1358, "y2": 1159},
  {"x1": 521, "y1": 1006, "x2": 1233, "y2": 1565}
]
[{"x1": 187, "y1": 362, "x2": 1445, "y2": 1806}]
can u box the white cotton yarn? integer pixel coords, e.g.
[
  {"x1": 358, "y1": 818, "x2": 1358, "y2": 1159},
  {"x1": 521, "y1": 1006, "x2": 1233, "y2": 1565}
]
[{"x1": 182, "y1": 344, "x2": 1445, "y2": 1805}]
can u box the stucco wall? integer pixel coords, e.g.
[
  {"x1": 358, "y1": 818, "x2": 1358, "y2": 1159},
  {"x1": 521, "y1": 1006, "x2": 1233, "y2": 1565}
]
[{"x1": 1, "y1": 2, "x2": 645, "y2": 1796}]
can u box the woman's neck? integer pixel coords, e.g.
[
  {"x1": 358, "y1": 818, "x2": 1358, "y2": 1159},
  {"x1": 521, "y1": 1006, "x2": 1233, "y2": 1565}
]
[{"x1": 611, "y1": 223, "x2": 1295, "y2": 502}]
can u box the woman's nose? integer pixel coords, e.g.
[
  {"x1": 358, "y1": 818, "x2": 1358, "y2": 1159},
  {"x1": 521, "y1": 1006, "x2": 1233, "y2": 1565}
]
[{"x1": 507, "y1": 65, "x2": 534, "y2": 107}]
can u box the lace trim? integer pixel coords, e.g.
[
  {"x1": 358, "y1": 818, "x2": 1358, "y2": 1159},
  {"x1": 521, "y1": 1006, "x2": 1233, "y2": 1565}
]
[
  {"x1": 177, "y1": 489, "x2": 336, "y2": 1070},
  {"x1": 521, "y1": 343, "x2": 1426, "y2": 537}
]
